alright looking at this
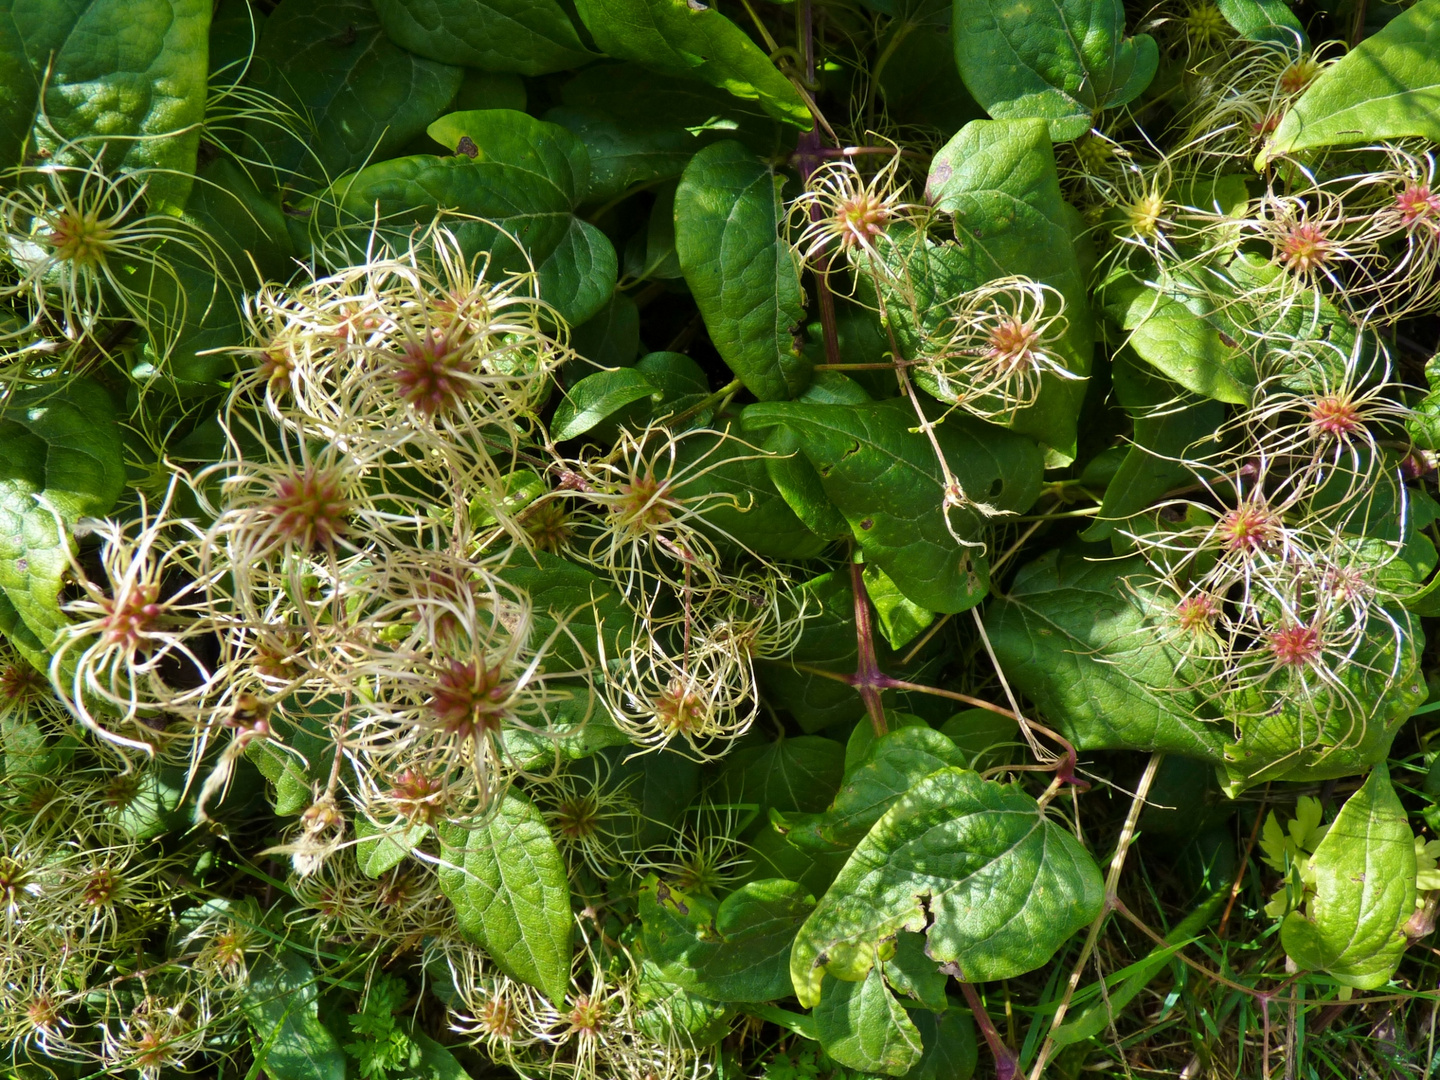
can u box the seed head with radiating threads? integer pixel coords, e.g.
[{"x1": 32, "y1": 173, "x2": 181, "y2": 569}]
[
  {"x1": 1277, "y1": 221, "x2": 1331, "y2": 274},
  {"x1": 1267, "y1": 622, "x2": 1323, "y2": 668},
  {"x1": 268, "y1": 465, "x2": 350, "y2": 551},
  {"x1": 426, "y1": 658, "x2": 516, "y2": 741}
]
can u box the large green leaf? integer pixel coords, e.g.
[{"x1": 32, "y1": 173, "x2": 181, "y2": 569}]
[
  {"x1": 742, "y1": 399, "x2": 1044, "y2": 614},
  {"x1": 1082, "y1": 355, "x2": 1225, "y2": 542},
  {"x1": 774, "y1": 726, "x2": 968, "y2": 854},
  {"x1": 1264, "y1": 0, "x2": 1440, "y2": 159},
  {"x1": 556, "y1": 63, "x2": 783, "y2": 196},
  {"x1": 675, "y1": 141, "x2": 810, "y2": 402},
  {"x1": 0, "y1": 380, "x2": 124, "y2": 669},
  {"x1": 570, "y1": 0, "x2": 810, "y2": 126},
  {"x1": 241, "y1": 950, "x2": 346, "y2": 1080},
  {"x1": 319, "y1": 110, "x2": 616, "y2": 325},
  {"x1": 373, "y1": 0, "x2": 593, "y2": 74},
  {"x1": 951, "y1": 0, "x2": 1158, "y2": 141},
  {"x1": 247, "y1": 0, "x2": 461, "y2": 191},
  {"x1": 551, "y1": 368, "x2": 659, "y2": 441},
  {"x1": 984, "y1": 550, "x2": 1230, "y2": 761},
  {"x1": 437, "y1": 792, "x2": 573, "y2": 1006},
  {"x1": 1280, "y1": 765, "x2": 1417, "y2": 989},
  {"x1": 917, "y1": 119, "x2": 1094, "y2": 456},
  {"x1": 0, "y1": 0, "x2": 210, "y2": 211},
  {"x1": 716, "y1": 735, "x2": 847, "y2": 818},
  {"x1": 813, "y1": 970, "x2": 924, "y2": 1077},
  {"x1": 790, "y1": 766, "x2": 1104, "y2": 1005},
  {"x1": 639, "y1": 876, "x2": 814, "y2": 1002}
]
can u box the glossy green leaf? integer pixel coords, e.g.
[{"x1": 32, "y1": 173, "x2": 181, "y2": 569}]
[
  {"x1": 355, "y1": 818, "x2": 428, "y2": 877},
  {"x1": 1280, "y1": 765, "x2": 1417, "y2": 989},
  {"x1": 1082, "y1": 355, "x2": 1225, "y2": 542},
  {"x1": 437, "y1": 791, "x2": 573, "y2": 1006},
  {"x1": 670, "y1": 424, "x2": 829, "y2": 560},
  {"x1": 742, "y1": 399, "x2": 1045, "y2": 613},
  {"x1": 373, "y1": 0, "x2": 593, "y2": 74},
  {"x1": 570, "y1": 0, "x2": 810, "y2": 126},
  {"x1": 790, "y1": 766, "x2": 1105, "y2": 1006},
  {"x1": 640, "y1": 876, "x2": 815, "y2": 1002},
  {"x1": 775, "y1": 725, "x2": 968, "y2": 853},
  {"x1": 323, "y1": 110, "x2": 616, "y2": 325},
  {"x1": 571, "y1": 292, "x2": 641, "y2": 369},
  {"x1": 912, "y1": 119, "x2": 1093, "y2": 456},
  {"x1": 558, "y1": 62, "x2": 784, "y2": 183},
  {"x1": 717, "y1": 735, "x2": 847, "y2": 817},
  {"x1": 1098, "y1": 270, "x2": 1254, "y2": 404},
  {"x1": 952, "y1": 0, "x2": 1158, "y2": 141},
  {"x1": 1217, "y1": 0, "x2": 1307, "y2": 49},
  {"x1": 813, "y1": 970, "x2": 924, "y2": 1077},
  {"x1": 248, "y1": 0, "x2": 462, "y2": 191},
  {"x1": 497, "y1": 551, "x2": 631, "y2": 669},
  {"x1": 1409, "y1": 354, "x2": 1440, "y2": 451},
  {"x1": 0, "y1": 0, "x2": 210, "y2": 211},
  {"x1": 675, "y1": 142, "x2": 810, "y2": 402},
  {"x1": 0, "y1": 380, "x2": 124, "y2": 668},
  {"x1": 884, "y1": 931, "x2": 949, "y2": 1011},
  {"x1": 984, "y1": 550, "x2": 1230, "y2": 761},
  {"x1": 863, "y1": 562, "x2": 935, "y2": 651},
  {"x1": 1264, "y1": 0, "x2": 1440, "y2": 160},
  {"x1": 907, "y1": 1005, "x2": 979, "y2": 1080},
  {"x1": 241, "y1": 950, "x2": 346, "y2": 1080},
  {"x1": 552, "y1": 368, "x2": 659, "y2": 441}
]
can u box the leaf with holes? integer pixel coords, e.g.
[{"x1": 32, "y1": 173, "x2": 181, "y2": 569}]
[{"x1": 790, "y1": 766, "x2": 1104, "y2": 1006}]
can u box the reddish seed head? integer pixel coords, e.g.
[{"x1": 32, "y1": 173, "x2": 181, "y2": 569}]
[
  {"x1": 389, "y1": 768, "x2": 445, "y2": 825},
  {"x1": 1268, "y1": 623, "x2": 1322, "y2": 667},
  {"x1": 616, "y1": 474, "x2": 673, "y2": 531},
  {"x1": 426, "y1": 659, "x2": 513, "y2": 740},
  {"x1": 1219, "y1": 501, "x2": 1277, "y2": 554},
  {"x1": 257, "y1": 347, "x2": 293, "y2": 394},
  {"x1": 267, "y1": 467, "x2": 349, "y2": 551},
  {"x1": 1396, "y1": 184, "x2": 1440, "y2": 228},
  {"x1": 566, "y1": 995, "x2": 607, "y2": 1039},
  {"x1": 25, "y1": 994, "x2": 59, "y2": 1030},
  {"x1": 1278, "y1": 221, "x2": 1330, "y2": 274},
  {"x1": 985, "y1": 318, "x2": 1043, "y2": 373},
  {"x1": 553, "y1": 794, "x2": 601, "y2": 841},
  {"x1": 0, "y1": 661, "x2": 45, "y2": 705},
  {"x1": 1175, "y1": 593, "x2": 1218, "y2": 633},
  {"x1": 837, "y1": 191, "x2": 891, "y2": 250},
  {"x1": 655, "y1": 681, "x2": 703, "y2": 737},
  {"x1": 45, "y1": 208, "x2": 113, "y2": 267},
  {"x1": 479, "y1": 996, "x2": 516, "y2": 1040},
  {"x1": 1309, "y1": 394, "x2": 1361, "y2": 438},
  {"x1": 98, "y1": 583, "x2": 163, "y2": 652},
  {"x1": 390, "y1": 331, "x2": 474, "y2": 417},
  {"x1": 83, "y1": 866, "x2": 116, "y2": 907}
]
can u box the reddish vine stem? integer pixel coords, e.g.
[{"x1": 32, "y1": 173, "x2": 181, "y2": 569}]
[
  {"x1": 848, "y1": 558, "x2": 888, "y2": 736},
  {"x1": 958, "y1": 981, "x2": 1019, "y2": 1080}
]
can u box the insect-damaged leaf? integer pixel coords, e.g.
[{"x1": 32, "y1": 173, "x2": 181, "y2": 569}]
[
  {"x1": 438, "y1": 792, "x2": 573, "y2": 1006},
  {"x1": 790, "y1": 766, "x2": 1104, "y2": 1007}
]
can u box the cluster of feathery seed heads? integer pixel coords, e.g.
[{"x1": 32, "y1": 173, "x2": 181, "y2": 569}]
[
  {"x1": 443, "y1": 930, "x2": 709, "y2": 1080},
  {"x1": 546, "y1": 424, "x2": 814, "y2": 759},
  {"x1": 0, "y1": 693, "x2": 258, "y2": 1078},
  {"x1": 787, "y1": 152, "x2": 1083, "y2": 422},
  {"x1": 1124, "y1": 340, "x2": 1418, "y2": 764}
]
